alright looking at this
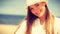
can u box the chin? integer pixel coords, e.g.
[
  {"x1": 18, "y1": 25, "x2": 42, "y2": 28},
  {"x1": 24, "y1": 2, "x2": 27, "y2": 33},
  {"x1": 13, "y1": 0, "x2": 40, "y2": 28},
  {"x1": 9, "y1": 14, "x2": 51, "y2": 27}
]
[{"x1": 38, "y1": 14, "x2": 44, "y2": 18}]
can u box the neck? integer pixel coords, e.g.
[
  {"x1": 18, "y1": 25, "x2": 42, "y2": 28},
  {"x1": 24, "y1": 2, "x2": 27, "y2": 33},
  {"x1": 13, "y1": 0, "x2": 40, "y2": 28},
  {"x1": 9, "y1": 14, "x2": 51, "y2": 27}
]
[{"x1": 39, "y1": 12, "x2": 46, "y2": 25}]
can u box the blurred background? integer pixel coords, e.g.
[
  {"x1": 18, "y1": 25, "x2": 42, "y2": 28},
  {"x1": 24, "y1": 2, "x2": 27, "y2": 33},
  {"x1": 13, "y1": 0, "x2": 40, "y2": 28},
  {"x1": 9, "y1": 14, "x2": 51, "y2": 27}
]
[{"x1": 0, "y1": 0, "x2": 60, "y2": 34}]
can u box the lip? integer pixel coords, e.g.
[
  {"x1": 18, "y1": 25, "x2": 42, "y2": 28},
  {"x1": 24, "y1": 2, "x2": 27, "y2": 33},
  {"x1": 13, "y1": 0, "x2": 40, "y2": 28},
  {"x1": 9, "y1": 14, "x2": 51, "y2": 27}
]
[{"x1": 35, "y1": 11, "x2": 40, "y2": 15}]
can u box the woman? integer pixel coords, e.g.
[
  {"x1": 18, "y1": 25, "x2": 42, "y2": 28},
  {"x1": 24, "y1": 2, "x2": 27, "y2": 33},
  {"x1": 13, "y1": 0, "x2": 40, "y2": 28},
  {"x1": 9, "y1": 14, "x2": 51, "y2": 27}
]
[{"x1": 14, "y1": 0, "x2": 60, "y2": 34}]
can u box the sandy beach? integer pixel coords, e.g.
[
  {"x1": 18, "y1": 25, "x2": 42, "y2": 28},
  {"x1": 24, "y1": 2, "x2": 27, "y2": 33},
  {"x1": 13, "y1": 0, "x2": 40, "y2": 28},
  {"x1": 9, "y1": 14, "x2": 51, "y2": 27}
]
[{"x1": 0, "y1": 24, "x2": 18, "y2": 34}]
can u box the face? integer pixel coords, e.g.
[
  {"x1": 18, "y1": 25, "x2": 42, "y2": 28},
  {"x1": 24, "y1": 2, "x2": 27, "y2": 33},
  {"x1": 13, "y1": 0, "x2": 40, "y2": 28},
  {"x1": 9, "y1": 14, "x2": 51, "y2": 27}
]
[{"x1": 29, "y1": 2, "x2": 46, "y2": 18}]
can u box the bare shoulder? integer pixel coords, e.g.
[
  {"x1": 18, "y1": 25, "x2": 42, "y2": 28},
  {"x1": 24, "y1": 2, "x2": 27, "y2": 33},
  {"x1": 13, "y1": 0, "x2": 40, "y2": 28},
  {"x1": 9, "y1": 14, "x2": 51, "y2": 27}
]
[{"x1": 14, "y1": 18, "x2": 27, "y2": 34}]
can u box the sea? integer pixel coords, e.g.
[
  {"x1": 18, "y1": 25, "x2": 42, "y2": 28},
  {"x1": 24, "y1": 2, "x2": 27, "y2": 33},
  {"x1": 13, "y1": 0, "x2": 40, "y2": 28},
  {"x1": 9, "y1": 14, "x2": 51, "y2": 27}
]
[{"x1": 0, "y1": 14, "x2": 25, "y2": 25}]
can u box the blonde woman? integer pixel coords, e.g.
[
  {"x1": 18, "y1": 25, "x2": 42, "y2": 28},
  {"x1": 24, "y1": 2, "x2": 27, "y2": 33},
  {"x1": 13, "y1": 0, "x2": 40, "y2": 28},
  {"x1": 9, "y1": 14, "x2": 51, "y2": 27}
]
[{"x1": 14, "y1": 0, "x2": 60, "y2": 34}]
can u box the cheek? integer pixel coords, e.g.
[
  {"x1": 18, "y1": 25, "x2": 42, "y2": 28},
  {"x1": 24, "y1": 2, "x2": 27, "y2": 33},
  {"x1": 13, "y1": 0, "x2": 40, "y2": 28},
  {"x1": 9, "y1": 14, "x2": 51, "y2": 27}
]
[
  {"x1": 39, "y1": 7, "x2": 46, "y2": 17},
  {"x1": 31, "y1": 10, "x2": 36, "y2": 14},
  {"x1": 31, "y1": 8, "x2": 41, "y2": 15},
  {"x1": 40, "y1": 6, "x2": 45, "y2": 11}
]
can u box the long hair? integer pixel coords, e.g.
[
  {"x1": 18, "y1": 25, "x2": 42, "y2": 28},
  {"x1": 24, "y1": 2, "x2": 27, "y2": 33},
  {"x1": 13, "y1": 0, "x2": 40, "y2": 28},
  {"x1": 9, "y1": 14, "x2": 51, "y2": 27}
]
[
  {"x1": 26, "y1": 6, "x2": 38, "y2": 34},
  {"x1": 44, "y1": 5, "x2": 54, "y2": 34},
  {"x1": 26, "y1": 5, "x2": 54, "y2": 34}
]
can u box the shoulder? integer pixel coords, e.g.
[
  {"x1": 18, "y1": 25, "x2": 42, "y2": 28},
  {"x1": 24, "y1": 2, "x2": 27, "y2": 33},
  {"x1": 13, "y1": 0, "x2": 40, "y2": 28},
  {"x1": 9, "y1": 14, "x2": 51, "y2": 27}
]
[
  {"x1": 14, "y1": 18, "x2": 27, "y2": 34},
  {"x1": 55, "y1": 17, "x2": 60, "y2": 23},
  {"x1": 54, "y1": 17, "x2": 60, "y2": 28},
  {"x1": 19, "y1": 18, "x2": 27, "y2": 26},
  {"x1": 54, "y1": 17, "x2": 60, "y2": 25}
]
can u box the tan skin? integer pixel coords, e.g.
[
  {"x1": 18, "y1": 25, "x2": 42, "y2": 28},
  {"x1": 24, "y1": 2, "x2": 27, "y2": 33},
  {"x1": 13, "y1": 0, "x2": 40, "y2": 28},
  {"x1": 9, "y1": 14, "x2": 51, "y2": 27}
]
[{"x1": 29, "y1": 2, "x2": 46, "y2": 25}]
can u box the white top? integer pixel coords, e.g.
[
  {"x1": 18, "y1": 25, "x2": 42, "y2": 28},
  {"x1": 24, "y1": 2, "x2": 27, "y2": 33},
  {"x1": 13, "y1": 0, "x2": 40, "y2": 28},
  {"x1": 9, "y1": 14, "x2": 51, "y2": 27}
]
[
  {"x1": 54, "y1": 17, "x2": 60, "y2": 34},
  {"x1": 15, "y1": 17, "x2": 60, "y2": 34}
]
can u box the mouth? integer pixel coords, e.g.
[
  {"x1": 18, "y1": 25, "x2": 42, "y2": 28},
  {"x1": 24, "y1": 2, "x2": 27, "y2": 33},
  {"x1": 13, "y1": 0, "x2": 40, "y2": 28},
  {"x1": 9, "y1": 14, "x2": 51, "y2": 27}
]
[
  {"x1": 35, "y1": 12, "x2": 40, "y2": 17},
  {"x1": 36, "y1": 11, "x2": 41, "y2": 15}
]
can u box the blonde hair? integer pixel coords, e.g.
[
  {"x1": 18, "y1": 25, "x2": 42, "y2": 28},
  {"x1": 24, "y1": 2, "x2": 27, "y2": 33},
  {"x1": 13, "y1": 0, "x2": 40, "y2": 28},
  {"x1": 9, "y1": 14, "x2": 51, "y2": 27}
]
[
  {"x1": 43, "y1": 5, "x2": 54, "y2": 34},
  {"x1": 45, "y1": 12, "x2": 54, "y2": 34}
]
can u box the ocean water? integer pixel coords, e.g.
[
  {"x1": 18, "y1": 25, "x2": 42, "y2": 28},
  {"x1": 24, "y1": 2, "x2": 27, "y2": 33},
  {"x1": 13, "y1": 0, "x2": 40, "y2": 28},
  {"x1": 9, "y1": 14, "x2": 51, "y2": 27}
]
[{"x1": 0, "y1": 14, "x2": 25, "y2": 25}]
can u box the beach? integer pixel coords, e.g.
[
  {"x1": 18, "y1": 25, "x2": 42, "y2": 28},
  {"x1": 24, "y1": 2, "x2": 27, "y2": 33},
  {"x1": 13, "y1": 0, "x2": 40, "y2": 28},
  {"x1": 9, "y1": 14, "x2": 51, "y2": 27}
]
[{"x1": 0, "y1": 24, "x2": 18, "y2": 34}]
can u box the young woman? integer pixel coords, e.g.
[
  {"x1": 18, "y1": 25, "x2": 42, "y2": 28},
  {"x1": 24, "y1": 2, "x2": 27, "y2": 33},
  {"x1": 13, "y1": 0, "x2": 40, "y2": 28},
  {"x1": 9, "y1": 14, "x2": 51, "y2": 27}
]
[{"x1": 14, "y1": 0, "x2": 60, "y2": 34}]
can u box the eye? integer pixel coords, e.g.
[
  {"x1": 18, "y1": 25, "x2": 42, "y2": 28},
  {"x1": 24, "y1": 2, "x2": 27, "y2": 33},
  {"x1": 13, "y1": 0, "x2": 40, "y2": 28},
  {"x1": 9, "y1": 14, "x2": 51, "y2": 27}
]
[{"x1": 35, "y1": 3, "x2": 39, "y2": 7}]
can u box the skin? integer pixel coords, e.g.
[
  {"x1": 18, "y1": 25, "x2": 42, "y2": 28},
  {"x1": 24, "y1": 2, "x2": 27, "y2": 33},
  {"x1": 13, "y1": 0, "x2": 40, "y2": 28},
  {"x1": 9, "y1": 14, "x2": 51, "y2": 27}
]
[{"x1": 29, "y1": 2, "x2": 46, "y2": 25}]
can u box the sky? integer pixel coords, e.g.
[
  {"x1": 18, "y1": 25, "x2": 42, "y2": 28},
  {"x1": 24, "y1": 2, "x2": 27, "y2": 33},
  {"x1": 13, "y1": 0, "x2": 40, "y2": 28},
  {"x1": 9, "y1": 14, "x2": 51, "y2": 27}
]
[{"x1": 0, "y1": 0, "x2": 60, "y2": 17}]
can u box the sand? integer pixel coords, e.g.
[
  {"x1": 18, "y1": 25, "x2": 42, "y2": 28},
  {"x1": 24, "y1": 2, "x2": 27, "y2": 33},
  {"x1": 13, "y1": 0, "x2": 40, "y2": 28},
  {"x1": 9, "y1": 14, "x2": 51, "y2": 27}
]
[{"x1": 0, "y1": 24, "x2": 18, "y2": 34}]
